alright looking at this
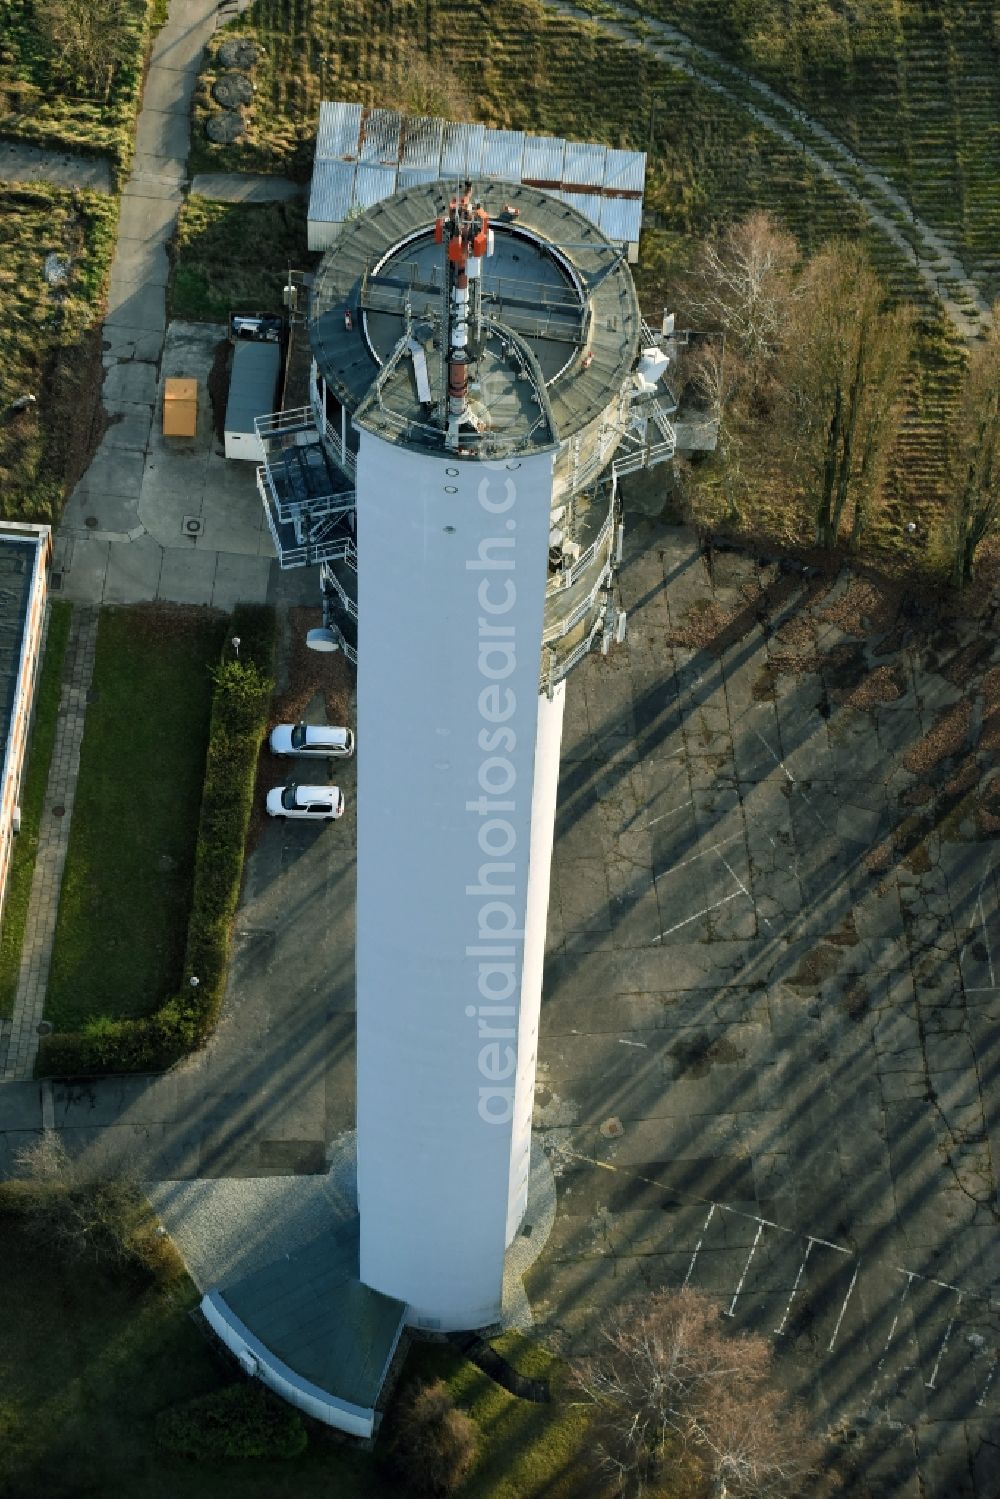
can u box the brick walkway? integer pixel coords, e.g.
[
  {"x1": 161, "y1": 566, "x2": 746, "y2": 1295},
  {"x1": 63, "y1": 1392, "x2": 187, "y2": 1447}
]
[{"x1": 2, "y1": 607, "x2": 99, "y2": 1080}]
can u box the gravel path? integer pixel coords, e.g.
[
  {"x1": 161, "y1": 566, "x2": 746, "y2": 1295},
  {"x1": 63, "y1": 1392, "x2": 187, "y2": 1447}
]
[{"x1": 545, "y1": 0, "x2": 991, "y2": 339}]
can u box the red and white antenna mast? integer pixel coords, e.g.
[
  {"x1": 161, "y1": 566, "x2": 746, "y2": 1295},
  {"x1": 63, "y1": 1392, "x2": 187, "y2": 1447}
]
[{"x1": 434, "y1": 181, "x2": 491, "y2": 449}]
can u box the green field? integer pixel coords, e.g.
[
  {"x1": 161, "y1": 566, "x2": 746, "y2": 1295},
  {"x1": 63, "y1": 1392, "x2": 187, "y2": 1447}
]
[
  {"x1": 0, "y1": 600, "x2": 72, "y2": 1017},
  {"x1": 0, "y1": 1200, "x2": 607, "y2": 1499},
  {"x1": 0, "y1": 0, "x2": 159, "y2": 176},
  {"x1": 45, "y1": 606, "x2": 227, "y2": 1034},
  {"x1": 169, "y1": 195, "x2": 311, "y2": 322},
  {"x1": 620, "y1": 0, "x2": 1000, "y2": 304},
  {"x1": 0, "y1": 183, "x2": 119, "y2": 525}
]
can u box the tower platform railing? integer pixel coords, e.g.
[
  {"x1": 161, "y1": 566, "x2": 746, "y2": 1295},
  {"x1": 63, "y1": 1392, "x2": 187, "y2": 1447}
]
[{"x1": 259, "y1": 473, "x2": 357, "y2": 569}]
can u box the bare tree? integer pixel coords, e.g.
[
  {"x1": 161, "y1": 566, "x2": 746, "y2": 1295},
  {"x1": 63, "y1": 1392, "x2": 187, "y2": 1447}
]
[
  {"x1": 681, "y1": 213, "x2": 799, "y2": 382},
  {"x1": 783, "y1": 242, "x2": 913, "y2": 548},
  {"x1": 14, "y1": 1130, "x2": 145, "y2": 1269},
  {"x1": 573, "y1": 1287, "x2": 832, "y2": 1499},
  {"x1": 947, "y1": 309, "x2": 1000, "y2": 585},
  {"x1": 36, "y1": 0, "x2": 127, "y2": 102},
  {"x1": 678, "y1": 334, "x2": 746, "y2": 525},
  {"x1": 676, "y1": 214, "x2": 800, "y2": 526}
]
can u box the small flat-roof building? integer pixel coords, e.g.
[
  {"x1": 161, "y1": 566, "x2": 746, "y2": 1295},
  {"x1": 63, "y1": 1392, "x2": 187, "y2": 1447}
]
[
  {"x1": 224, "y1": 342, "x2": 282, "y2": 462},
  {"x1": 0, "y1": 522, "x2": 50, "y2": 927},
  {"x1": 201, "y1": 1226, "x2": 405, "y2": 1437}
]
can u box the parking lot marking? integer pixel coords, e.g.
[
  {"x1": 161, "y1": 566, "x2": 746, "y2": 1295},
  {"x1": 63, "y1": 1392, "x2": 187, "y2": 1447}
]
[
  {"x1": 683, "y1": 1204, "x2": 716, "y2": 1288},
  {"x1": 717, "y1": 848, "x2": 770, "y2": 928},
  {"x1": 646, "y1": 798, "x2": 693, "y2": 829},
  {"x1": 977, "y1": 1354, "x2": 998, "y2": 1408},
  {"x1": 960, "y1": 853, "x2": 996, "y2": 990},
  {"x1": 774, "y1": 1235, "x2": 852, "y2": 1337},
  {"x1": 828, "y1": 1262, "x2": 861, "y2": 1352},
  {"x1": 925, "y1": 1294, "x2": 962, "y2": 1391},
  {"x1": 753, "y1": 729, "x2": 830, "y2": 831},
  {"x1": 726, "y1": 1218, "x2": 771, "y2": 1317},
  {"x1": 549, "y1": 1146, "x2": 995, "y2": 1405},
  {"x1": 881, "y1": 1270, "x2": 915, "y2": 1362},
  {"x1": 651, "y1": 890, "x2": 743, "y2": 944}
]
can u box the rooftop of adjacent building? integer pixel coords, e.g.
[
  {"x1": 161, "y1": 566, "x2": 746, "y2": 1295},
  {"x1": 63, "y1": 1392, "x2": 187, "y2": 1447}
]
[
  {"x1": 310, "y1": 181, "x2": 640, "y2": 461},
  {"x1": 307, "y1": 102, "x2": 646, "y2": 250},
  {"x1": 0, "y1": 524, "x2": 48, "y2": 770}
]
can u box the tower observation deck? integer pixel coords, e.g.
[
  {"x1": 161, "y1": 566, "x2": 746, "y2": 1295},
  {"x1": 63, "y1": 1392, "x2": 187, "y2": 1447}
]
[{"x1": 254, "y1": 168, "x2": 676, "y2": 1332}]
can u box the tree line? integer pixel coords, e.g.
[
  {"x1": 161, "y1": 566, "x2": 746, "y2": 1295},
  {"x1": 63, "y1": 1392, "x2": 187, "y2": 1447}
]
[{"x1": 673, "y1": 212, "x2": 999, "y2": 585}]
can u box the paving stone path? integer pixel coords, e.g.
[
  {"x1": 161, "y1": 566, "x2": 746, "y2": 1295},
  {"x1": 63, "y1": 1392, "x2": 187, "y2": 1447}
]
[
  {"x1": 52, "y1": 0, "x2": 277, "y2": 610},
  {"x1": 545, "y1": 0, "x2": 991, "y2": 339},
  {"x1": 1, "y1": 608, "x2": 99, "y2": 1081},
  {"x1": 0, "y1": 140, "x2": 113, "y2": 193},
  {"x1": 189, "y1": 171, "x2": 303, "y2": 201}
]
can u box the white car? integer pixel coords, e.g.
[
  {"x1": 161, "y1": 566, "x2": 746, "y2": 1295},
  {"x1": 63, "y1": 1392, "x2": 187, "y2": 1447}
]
[
  {"x1": 269, "y1": 722, "x2": 355, "y2": 759},
  {"x1": 266, "y1": 784, "x2": 345, "y2": 821}
]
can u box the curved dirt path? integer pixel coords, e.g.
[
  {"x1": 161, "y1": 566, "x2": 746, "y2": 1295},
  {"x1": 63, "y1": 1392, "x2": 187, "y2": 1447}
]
[{"x1": 545, "y1": 0, "x2": 990, "y2": 339}]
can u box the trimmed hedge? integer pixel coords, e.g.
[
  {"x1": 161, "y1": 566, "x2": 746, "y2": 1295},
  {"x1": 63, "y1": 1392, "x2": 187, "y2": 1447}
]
[
  {"x1": 37, "y1": 606, "x2": 276, "y2": 1076},
  {"x1": 154, "y1": 1382, "x2": 307, "y2": 1461}
]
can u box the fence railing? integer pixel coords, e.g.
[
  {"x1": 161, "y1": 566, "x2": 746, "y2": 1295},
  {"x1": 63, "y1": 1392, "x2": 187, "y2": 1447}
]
[
  {"x1": 256, "y1": 456, "x2": 355, "y2": 526},
  {"x1": 542, "y1": 568, "x2": 610, "y2": 645},
  {"x1": 547, "y1": 505, "x2": 615, "y2": 595}
]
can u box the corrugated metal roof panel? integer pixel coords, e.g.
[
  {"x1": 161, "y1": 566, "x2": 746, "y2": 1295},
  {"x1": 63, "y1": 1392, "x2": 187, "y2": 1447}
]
[
  {"x1": 480, "y1": 129, "x2": 524, "y2": 180},
  {"x1": 440, "y1": 121, "x2": 484, "y2": 178},
  {"x1": 353, "y1": 162, "x2": 398, "y2": 210},
  {"x1": 522, "y1": 134, "x2": 565, "y2": 184},
  {"x1": 310, "y1": 103, "x2": 649, "y2": 253},
  {"x1": 397, "y1": 165, "x2": 439, "y2": 191},
  {"x1": 400, "y1": 115, "x2": 444, "y2": 169},
  {"x1": 563, "y1": 140, "x2": 607, "y2": 187},
  {"x1": 599, "y1": 195, "x2": 643, "y2": 243},
  {"x1": 308, "y1": 159, "x2": 358, "y2": 223},
  {"x1": 567, "y1": 191, "x2": 603, "y2": 230},
  {"x1": 359, "y1": 109, "x2": 401, "y2": 163},
  {"x1": 315, "y1": 100, "x2": 362, "y2": 161},
  {"x1": 603, "y1": 147, "x2": 646, "y2": 195}
]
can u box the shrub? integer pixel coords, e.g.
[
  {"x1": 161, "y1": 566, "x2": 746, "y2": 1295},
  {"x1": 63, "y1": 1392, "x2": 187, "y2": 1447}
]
[
  {"x1": 390, "y1": 1379, "x2": 478, "y2": 1496},
  {"x1": 36, "y1": 607, "x2": 276, "y2": 1077},
  {"x1": 155, "y1": 1383, "x2": 307, "y2": 1461},
  {"x1": 5, "y1": 1132, "x2": 184, "y2": 1287}
]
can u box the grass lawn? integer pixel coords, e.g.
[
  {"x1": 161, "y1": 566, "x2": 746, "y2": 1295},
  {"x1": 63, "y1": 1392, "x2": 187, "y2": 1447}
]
[
  {"x1": 0, "y1": 183, "x2": 119, "y2": 525},
  {"x1": 402, "y1": 1335, "x2": 610, "y2": 1498},
  {"x1": 0, "y1": 0, "x2": 158, "y2": 177},
  {"x1": 45, "y1": 606, "x2": 227, "y2": 1034},
  {"x1": 0, "y1": 600, "x2": 72, "y2": 1018},
  {"x1": 0, "y1": 1206, "x2": 608, "y2": 1499},
  {"x1": 168, "y1": 196, "x2": 311, "y2": 322},
  {"x1": 0, "y1": 1210, "x2": 376, "y2": 1499}
]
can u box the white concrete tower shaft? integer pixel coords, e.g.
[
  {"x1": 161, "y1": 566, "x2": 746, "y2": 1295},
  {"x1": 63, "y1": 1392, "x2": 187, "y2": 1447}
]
[
  {"x1": 355, "y1": 435, "x2": 563, "y2": 1330},
  {"x1": 301, "y1": 178, "x2": 650, "y2": 1332}
]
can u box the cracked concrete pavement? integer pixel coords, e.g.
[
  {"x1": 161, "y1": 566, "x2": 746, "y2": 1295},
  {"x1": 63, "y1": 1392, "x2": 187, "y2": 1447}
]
[{"x1": 524, "y1": 515, "x2": 1000, "y2": 1498}]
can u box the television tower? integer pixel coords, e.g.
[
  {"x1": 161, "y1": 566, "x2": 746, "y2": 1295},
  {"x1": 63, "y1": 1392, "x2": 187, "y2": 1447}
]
[{"x1": 262, "y1": 176, "x2": 675, "y2": 1330}]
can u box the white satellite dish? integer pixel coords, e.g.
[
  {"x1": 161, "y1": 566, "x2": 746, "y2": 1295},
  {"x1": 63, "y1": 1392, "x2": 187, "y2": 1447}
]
[{"x1": 306, "y1": 627, "x2": 340, "y2": 653}]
